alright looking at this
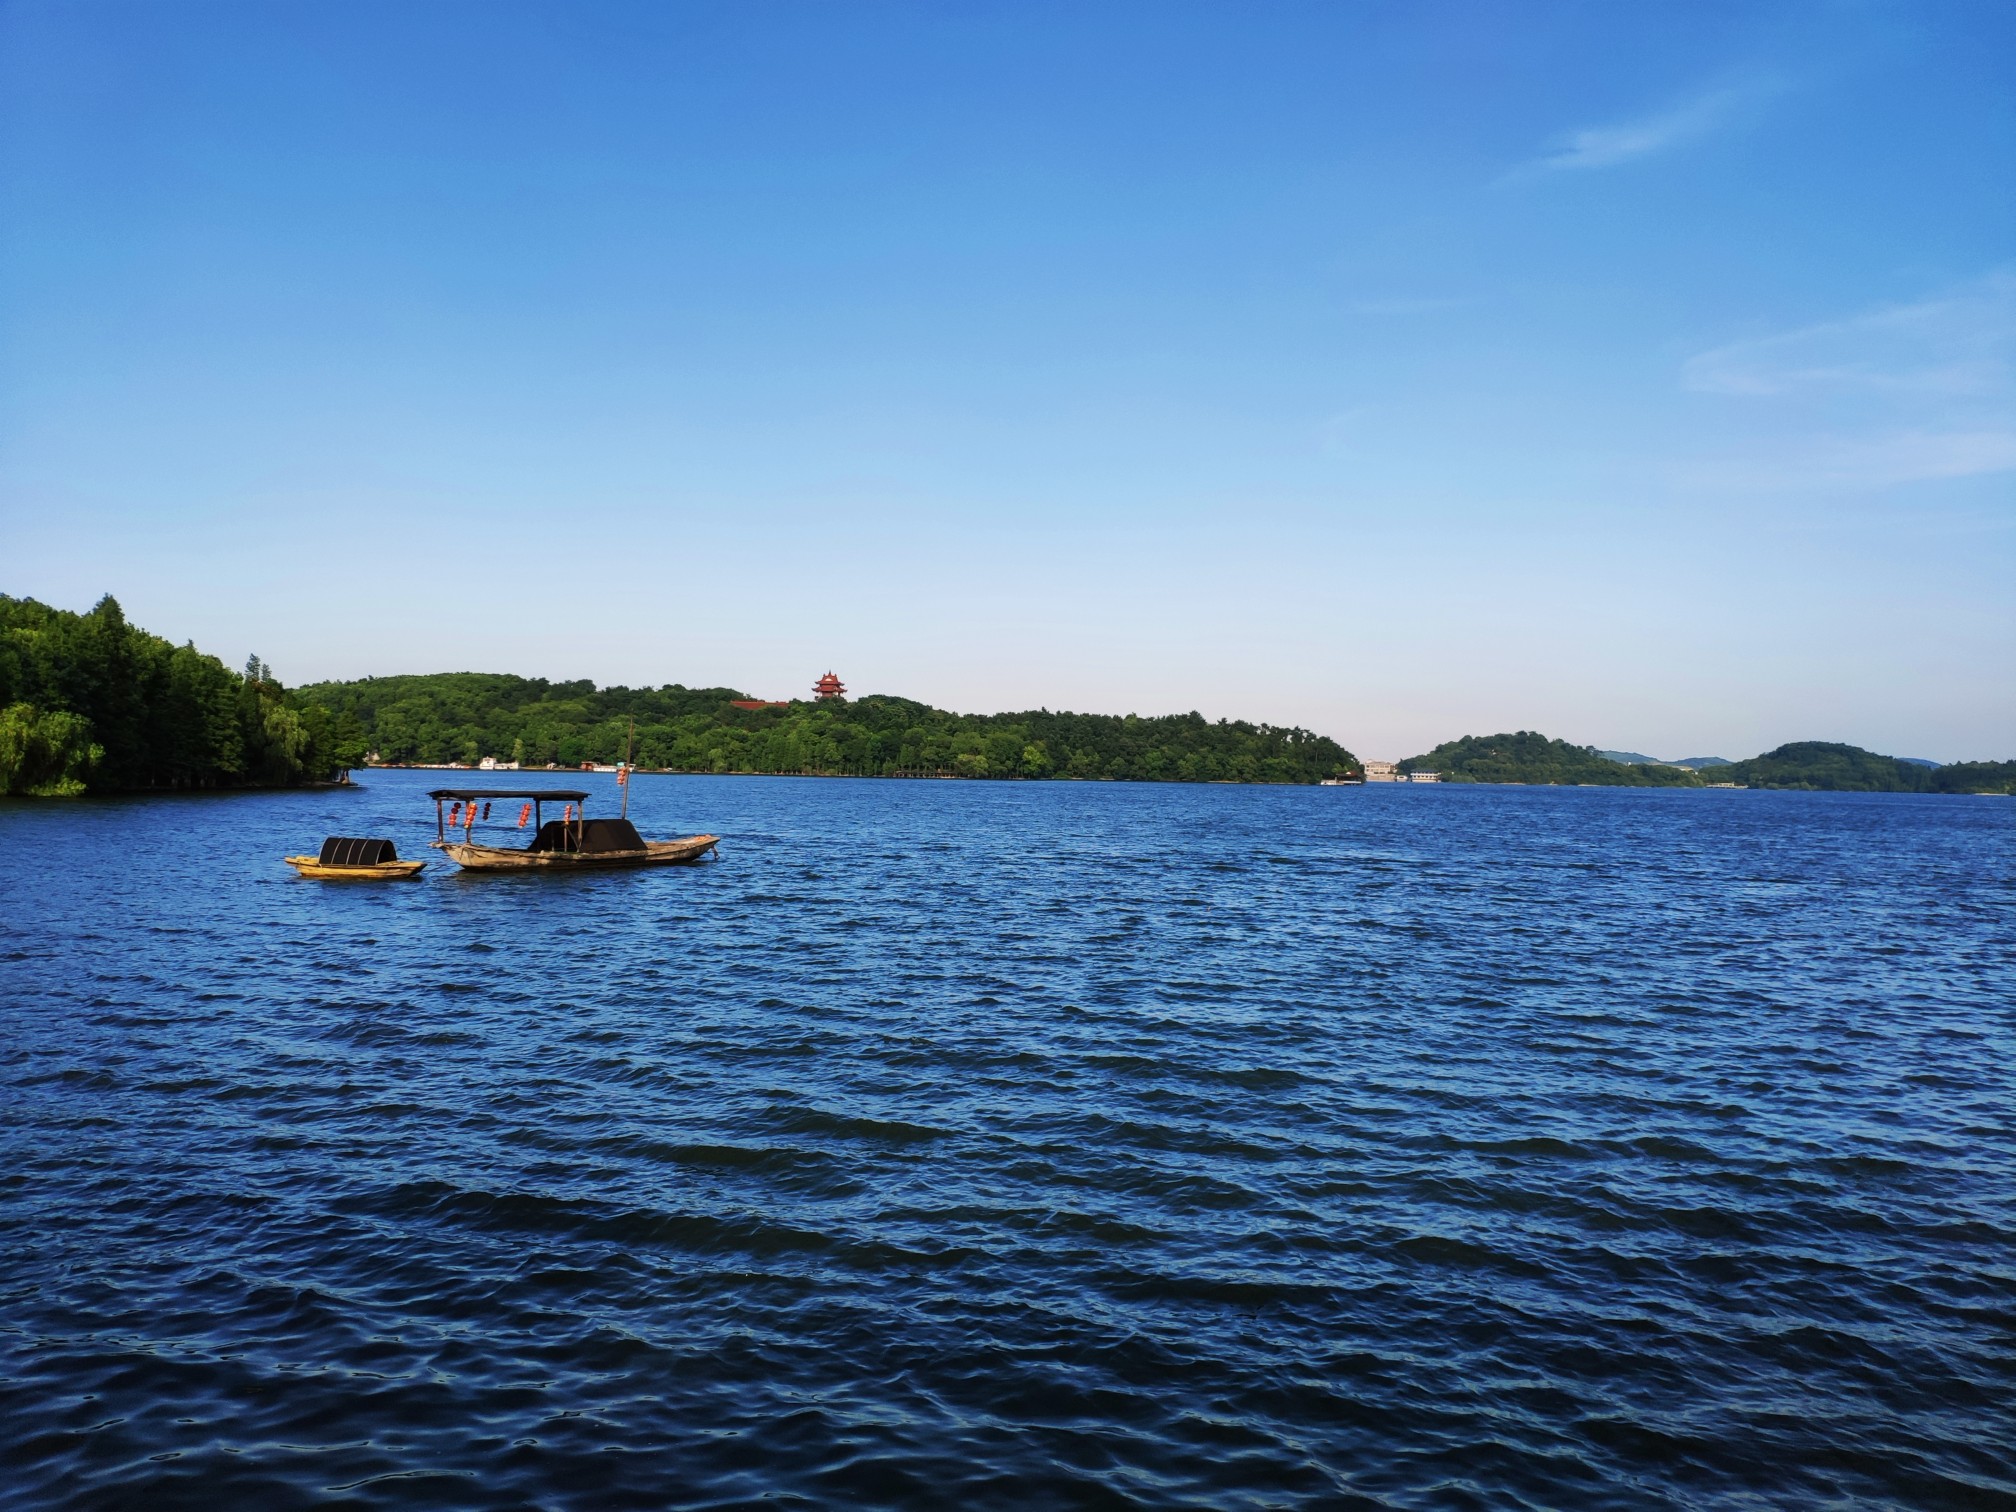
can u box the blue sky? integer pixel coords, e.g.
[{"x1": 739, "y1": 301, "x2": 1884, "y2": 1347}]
[{"x1": 1, "y1": 0, "x2": 2009, "y2": 760}]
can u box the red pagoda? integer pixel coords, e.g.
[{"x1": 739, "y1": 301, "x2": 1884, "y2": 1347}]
[{"x1": 812, "y1": 670, "x2": 847, "y2": 700}]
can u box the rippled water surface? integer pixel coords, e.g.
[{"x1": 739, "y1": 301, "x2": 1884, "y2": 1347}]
[{"x1": 2, "y1": 773, "x2": 2012, "y2": 1509}]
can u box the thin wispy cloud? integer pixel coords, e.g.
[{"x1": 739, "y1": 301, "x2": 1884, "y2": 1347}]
[
  {"x1": 1681, "y1": 271, "x2": 2016, "y2": 489},
  {"x1": 1346, "y1": 296, "x2": 1465, "y2": 317},
  {"x1": 1512, "y1": 74, "x2": 1782, "y2": 178},
  {"x1": 1683, "y1": 273, "x2": 2014, "y2": 398},
  {"x1": 1688, "y1": 429, "x2": 2016, "y2": 491}
]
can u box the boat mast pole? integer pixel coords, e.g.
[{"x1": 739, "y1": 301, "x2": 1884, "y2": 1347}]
[{"x1": 622, "y1": 716, "x2": 634, "y2": 820}]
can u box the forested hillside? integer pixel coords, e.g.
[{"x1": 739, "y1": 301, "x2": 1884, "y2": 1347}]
[
  {"x1": 1399, "y1": 731, "x2": 2016, "y2": 793},
  {"x1": 294, "y1": 672, "x2": 1358, "y2": 784},
  {"x1": 1717, "y1": 742, "x2": 2016, "y2": 794},
  {"x1": 1401, "y1": 732, "x2": 1703, "y2": 786},
  {"x1": 0, "y1": 595, "x2": 363, "y2": 795}
]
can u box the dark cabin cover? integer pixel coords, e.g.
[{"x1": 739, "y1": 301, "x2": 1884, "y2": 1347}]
[
  {"x1": 318, "y1": 837, "x2": 398, "y2": 866},
  {"x1": 527, "y1": 818, "x2": 647, "y2": 854}
]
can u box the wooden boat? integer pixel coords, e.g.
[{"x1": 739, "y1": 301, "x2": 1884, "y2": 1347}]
[
  {"x1": 286, "y1": 836, "x2": 426, "y2": 879},
  {"x1": 428, "y1": 787, "x2": 719, "y2": 873},
  {"x1": 440, "y1": 830, "x2": 719, "y2": 871}
]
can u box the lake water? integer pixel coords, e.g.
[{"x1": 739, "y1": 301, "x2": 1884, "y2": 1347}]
[{"x1": 2, "y1": 772, "x2": 2011, "y2": 1509}]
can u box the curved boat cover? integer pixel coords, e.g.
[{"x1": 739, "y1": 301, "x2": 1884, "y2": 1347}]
[
  {"x1": 527, "y1": 818, "x2": 646, "y2": 854},
  {"x1": 318, "y1": 836, "x2": 398, "y2": 866}
]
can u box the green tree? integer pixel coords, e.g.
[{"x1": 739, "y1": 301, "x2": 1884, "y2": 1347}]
[
  {"x1": 0, "y1": 703, "x2": 102, "y2": 795},
  {"x1": 0, "y1": 594, "x2": 355, "y2": 793}
]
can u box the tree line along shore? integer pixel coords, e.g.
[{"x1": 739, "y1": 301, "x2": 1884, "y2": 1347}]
[{"x1": 3, "y1": 595, "x2": 2010, "y2": 796}]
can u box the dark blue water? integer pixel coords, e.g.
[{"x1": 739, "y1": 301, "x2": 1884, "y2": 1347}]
[{"x1": 2, "y1": 773, "x2": 2012, "y2": 1509}]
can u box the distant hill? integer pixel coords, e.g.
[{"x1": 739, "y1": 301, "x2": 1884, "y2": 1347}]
[
  {"x1": 1404, "y1": 732, "x2": 1702, "y2": 786},
  {"x1": 293, "y1": 671, "x2": 1358, "y2": 784},
  {"x1": 1717, "y1": 742, "x2": 1925, "y2": 791},
  {"x1": 1597, "y1": 749, "x2": 1730, "y2": 769},
  {"x1": 1718, "y1": 742, "x2": 2011, "y2": 793},
  {"x1": 1405, "y1": 734, "x2": 2014, "y2": 793}
]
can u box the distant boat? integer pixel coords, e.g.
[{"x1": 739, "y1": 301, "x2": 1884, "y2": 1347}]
[
  {"x1": 1319, "y1": 777, "x2": 1363, "y2": 785},
  {"x1": 428, "y1": 787, "x2": 719, "y2": 872},
  {"x1": 286, "y1": 836, "x2": 426, "y2": 880}
]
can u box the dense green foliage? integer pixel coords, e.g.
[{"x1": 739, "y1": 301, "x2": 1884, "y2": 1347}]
[
  {"x1": 0, "y1": 595, "x2": 364, "y2": 795},
  {"x1": 294, "y1": 672, "x2": 1359, "y2": 783},
  {"x1": 1400, "y1": 731, "x2": 1703, "y2": 786},
  {"x1": 1719, "y1": 742, "x2": 2016, "y2": 794}
]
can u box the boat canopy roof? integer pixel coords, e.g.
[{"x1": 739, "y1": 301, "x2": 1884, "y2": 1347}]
[
  {"x1": 320, "y1": 836, "x2": 398, "y2": 866},
  {"x1": 528, "y1": 817, "x2": 645, "y2": 854},
  {"x1": 427, "y1": 787, "x2": 590, "y2": 802}
]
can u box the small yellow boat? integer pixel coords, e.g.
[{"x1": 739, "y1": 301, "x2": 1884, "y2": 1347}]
[{"x1": 285, "y1": 837, "x2": 426, "y2": 880}]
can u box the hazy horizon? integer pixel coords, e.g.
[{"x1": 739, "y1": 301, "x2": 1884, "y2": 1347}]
[{"x1": 4, "y1": 1, "x2": 2011, "y2": 763}]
